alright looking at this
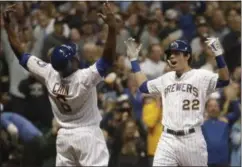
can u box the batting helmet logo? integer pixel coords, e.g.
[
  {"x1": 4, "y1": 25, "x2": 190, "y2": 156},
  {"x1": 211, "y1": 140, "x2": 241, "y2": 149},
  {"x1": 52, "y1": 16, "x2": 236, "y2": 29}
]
[{"x1": 170, "y1": 42, "x2": 179, "y2": 49}]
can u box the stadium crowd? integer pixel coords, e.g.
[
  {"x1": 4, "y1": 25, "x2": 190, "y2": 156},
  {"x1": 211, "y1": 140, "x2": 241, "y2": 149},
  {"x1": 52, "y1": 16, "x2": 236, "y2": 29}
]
[{"x1": 0, "y1": 1, "x2": 241, "y2": 167}]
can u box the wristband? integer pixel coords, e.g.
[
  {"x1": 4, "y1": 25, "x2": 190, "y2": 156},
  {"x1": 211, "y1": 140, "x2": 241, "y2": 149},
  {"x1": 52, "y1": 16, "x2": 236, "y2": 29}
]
[
  {"x1": 131, "y1": 60, "x2": 141, "y2": 72},
  {"x1": 215, "y1": 55, "x2": 226, "y2": 68}
]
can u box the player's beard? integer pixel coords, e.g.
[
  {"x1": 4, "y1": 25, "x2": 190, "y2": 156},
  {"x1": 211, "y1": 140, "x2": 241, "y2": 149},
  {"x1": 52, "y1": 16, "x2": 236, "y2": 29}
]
[{"x1": 60, "y1": 61, "x2": 73, "y2": 78}]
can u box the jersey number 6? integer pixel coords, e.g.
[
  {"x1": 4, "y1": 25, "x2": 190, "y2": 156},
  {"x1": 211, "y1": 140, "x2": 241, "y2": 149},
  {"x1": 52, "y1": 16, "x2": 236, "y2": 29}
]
[
  {"x1": 56, "y1": 95, "x2": 72, "y2": 113},
  {"x1": 183, "y1": 99, "x2": 200, "y2": 110}
]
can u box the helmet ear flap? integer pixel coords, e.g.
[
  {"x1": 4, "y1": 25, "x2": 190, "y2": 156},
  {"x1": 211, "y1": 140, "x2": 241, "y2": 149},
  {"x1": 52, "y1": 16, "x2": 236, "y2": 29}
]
[{"x1": 164, "y1": 49, "x2": 171, "y2": 62}]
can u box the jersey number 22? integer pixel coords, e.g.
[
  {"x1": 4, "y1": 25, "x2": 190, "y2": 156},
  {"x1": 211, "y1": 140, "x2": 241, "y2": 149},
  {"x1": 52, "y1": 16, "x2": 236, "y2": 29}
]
[{"x1": 183, "y1": 99, "x2": 200, "y2": 110}]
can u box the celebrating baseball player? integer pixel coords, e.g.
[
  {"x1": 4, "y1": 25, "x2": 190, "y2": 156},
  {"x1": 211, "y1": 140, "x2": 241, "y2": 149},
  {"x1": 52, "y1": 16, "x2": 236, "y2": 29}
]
[
  {"x1": 3, "y1": 3, "x2": 117, "y2": 166},
  {"x1": 124, "y1": 37, "x2": 230, "y2": 166}
]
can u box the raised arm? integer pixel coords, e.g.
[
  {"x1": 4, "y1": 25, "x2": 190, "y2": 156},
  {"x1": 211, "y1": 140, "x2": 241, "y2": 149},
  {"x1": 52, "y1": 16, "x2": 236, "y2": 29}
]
[
  {"x1": 3, "y1": 4, "x2": 25, "y2": 60},
  {"x1": 124, "y1": 38, "x2": 149, "y2": 93},
  {"x1": 3, "y1": 4, "x2": 51, "y2": 83},
  {"x1": 205, "y1": 37, "x2": 230, "y2": 88},
  {"x1": 225, "y1": 100, "x2": 241, "y2": 125},
  {"x1": 98, "y1": 3, "x2": 117, "y2": 64},
  {"x1": 95, "y1": 3, "x2": 117, "y2": 77}
]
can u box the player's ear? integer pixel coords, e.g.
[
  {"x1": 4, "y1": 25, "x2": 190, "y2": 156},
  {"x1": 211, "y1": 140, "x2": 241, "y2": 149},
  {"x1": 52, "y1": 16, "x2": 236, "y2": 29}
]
[
  {"x1": 185, "y1": 53, "x2": 191, "y2": 62},
  {"x1": 187, "y1": 54, "x2": 190, "y2": 60}
]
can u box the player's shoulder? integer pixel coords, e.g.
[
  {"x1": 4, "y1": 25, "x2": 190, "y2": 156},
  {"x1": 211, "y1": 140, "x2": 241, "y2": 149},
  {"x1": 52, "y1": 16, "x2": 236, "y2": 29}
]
[
  {"x1": 161, "y1": 71, "x2": 175, "y2": 79},
  {"x1": 194, "y1": 69, "x2": 217, "y2": 76},
  {"x1": 74, "y1": 67, "x2": 93, "y2": 81},
  {"x1": 29, "y1": 55, "x2": 51, "y2": 67}
]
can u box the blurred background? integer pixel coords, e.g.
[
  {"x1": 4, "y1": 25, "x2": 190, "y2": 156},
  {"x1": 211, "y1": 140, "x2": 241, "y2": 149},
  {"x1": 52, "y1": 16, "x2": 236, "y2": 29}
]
[{"x1": 0, "y1": 1, "x2": 241, "y2": 167}]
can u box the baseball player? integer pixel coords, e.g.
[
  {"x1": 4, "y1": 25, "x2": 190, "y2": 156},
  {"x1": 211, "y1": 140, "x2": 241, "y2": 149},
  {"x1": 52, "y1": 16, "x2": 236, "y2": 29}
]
[
  {"x1": 124, "y1": 38, "x2": 230, "y2": 166},
  {"x1": 3, "y1": 3, "x2": 117, "y2": 166}
]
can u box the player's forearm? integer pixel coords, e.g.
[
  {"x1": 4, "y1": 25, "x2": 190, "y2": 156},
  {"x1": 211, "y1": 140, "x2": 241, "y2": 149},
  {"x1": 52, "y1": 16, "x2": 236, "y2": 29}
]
[
  {"x1": 131, "y1": 60, "x2": 149, "y2": 93},
  {"x1": 134, "y1": 72, "x2": 148, "y2": 87},
  {"x1": 102, "y1": 26, "x2": 117, "y2": 65},
  {"x1": 217, "y1": 65, "x2": 229, "y2": 81},
  {"x1": 215, "y1": 55, "x2": 230, "y2": 88},
  {"x1": 5, "y1": 24, "x2": 25, "y2": 60},
  {"x1": 226, "y1": 100, "x2": 241, "y2": 124}
]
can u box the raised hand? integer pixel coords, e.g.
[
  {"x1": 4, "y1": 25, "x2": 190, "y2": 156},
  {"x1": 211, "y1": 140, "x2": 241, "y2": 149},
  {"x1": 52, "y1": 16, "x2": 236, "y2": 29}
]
[
  {"x1": 97, "y1": 2, "x2": 116, "y2": 29},
  {"x1": 205, "y1": 37, "x2": 224, "y2": 56},
  {"x1": 124, "y1": 38, "x2": 142, "y2": 61},
  {"x1": 3, "y1": 4, "x2": 16, "y2": 27}
]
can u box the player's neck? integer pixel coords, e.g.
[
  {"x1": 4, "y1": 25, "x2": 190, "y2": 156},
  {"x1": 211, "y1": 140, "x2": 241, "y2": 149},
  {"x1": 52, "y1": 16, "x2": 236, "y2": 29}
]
[{"x1": 176, "y1": 66, "x2": 192, "y2": 78}]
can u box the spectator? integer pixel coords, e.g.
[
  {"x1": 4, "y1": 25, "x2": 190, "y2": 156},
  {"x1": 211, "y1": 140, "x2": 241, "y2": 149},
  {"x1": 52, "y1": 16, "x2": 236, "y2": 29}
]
[
  {"x1": 159, "y1": 9, "x2": 183, "y2": 48},
  {"x1": 222, "y1": 13, "x2": 241, "y2": 73},
  {"x1": 101, "y1": 107, "x2": 124, "y2": 167},
  {"x1": 42, "y1": 19, "x2": 70, "y2": 62},
  {"x1": 42, "y1": 118, "x2": 60, "y2": 167},
  {"x1": 18, "y1": 74, "x2": 53, "y2": 132},
  {"x1": 39, "y1": 2, "x2": 70, "y2": 37},
  {"x1": 230, "y1": 120, "x2": 241, "y2": 167},
  {"x1": 140, "y1": 44, "x2": 166, "y2": 80},
  {"x1": 140, "y1": 17, "x2": 160, "y2": 51},
  {"x1": 142, "y1": 96, "x2": 162, "y2": 167},
  {"x1": 125, "y1": 13, "x2": 140, "y2": 39},
  {"x1": 70, "y1": 28, "x2": 83, "y2": 59},
  {"x1": 119, "y1": 119, "x2": 146, "y2": 167},
  {"x1": 0, "y1": 112, "x2": 46, "y2": 167},
  {"x1": 115, "y1": 14, "x2": 130, "y2": 55},
  {"x1": 231, "y1": 66, "x2": 241, "y2": 84},
  {"x1": 177, "y1": 2, "x2": 196, "y2": 42},
  {"x1": 31, "y1": 10, "x2": 53, "y2": 58},
  {"x1": 80, "y1": 20, "x2": 98, "y2": 44},
  {"x1": 124, "y1": 74, "x2": 143, "y2": 122},
  {"x1": 190, "y1": 16, "x2": 210, "y2": 67},
  {"x1": 210, "y1": 8, "x2": 230, "y2": 41},
  {"x1": 220, "y1": 81, "x2": 240, "y2": 117},
  {"x1": 202, "y1": 98, "x2": 241, "y2": 167},
  {"x1": 64, "y1": 2, "x2": 88, "y2": 29},
  {"x1": 82, "y1": 43, "x2": 102, "y2": 67},
  {"x1": 1, "y1": 20, "x2": 29, "y2": 115}
]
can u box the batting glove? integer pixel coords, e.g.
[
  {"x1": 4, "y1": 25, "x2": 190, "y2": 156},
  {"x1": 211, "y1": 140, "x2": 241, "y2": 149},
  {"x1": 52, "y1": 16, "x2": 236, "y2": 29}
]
[
  {"x1": 205, "y1": 37, "x2": 224, "y2": 56},
  {"x1": 124, "y1": 38, "x2": 142, "y2": 61},
  {"x1": 7, "y1": 123, "x2": 19, "y2": 141}
]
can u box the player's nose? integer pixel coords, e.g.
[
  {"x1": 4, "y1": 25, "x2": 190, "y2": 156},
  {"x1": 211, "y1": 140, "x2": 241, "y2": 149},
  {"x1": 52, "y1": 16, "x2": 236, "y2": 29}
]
[{"x1": 169, "y1": 54, "x2": 176, "y2": 59}]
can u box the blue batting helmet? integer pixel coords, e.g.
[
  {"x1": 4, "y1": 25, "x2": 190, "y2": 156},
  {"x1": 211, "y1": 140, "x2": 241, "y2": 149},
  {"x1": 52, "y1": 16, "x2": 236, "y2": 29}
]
[
  {"x1": 51, "y1": 43, "x2": 77, "y2": 71},
  {"x1": 164, "y1": 40, "x2": 192, "y2": 64}
]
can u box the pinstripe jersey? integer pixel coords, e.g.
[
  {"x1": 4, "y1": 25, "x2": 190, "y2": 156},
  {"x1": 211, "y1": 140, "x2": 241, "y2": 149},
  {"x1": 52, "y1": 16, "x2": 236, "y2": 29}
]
[
  {"x1": 25, "y1": 56, "x2": 103, "y2": 128},
  {"x1": 147, "y1": 69, "x2": 218, "y2": 130}
]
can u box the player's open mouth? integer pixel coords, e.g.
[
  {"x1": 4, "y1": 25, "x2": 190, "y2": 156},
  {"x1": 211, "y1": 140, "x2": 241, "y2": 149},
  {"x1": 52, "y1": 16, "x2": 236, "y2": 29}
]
[{"x1": 170, "y1": 60, "x2": 177, "y2": 66}]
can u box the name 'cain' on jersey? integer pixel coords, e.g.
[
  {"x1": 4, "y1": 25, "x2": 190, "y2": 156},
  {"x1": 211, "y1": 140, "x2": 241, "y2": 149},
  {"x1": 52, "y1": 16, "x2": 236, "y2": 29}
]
[
  {"x1": 147, "y1": 69, "x2": 218, "y2": 130},
  {"x1": 26, "y1": 56, "x2": 103, "y2": 128}
]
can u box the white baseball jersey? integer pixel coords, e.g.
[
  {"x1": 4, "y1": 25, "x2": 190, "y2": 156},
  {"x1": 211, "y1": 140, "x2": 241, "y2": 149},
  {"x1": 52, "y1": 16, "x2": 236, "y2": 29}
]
[
  {"x1": 26, "y1": 56, "x2": 103, "y2": 128},
  {"x1": 147, "y1": 69, "x2": 218, "y2": 130}
]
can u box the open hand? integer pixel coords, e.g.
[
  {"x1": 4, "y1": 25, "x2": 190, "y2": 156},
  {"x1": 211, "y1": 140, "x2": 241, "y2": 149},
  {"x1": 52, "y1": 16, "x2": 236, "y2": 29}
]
[
  {"x1": 205, "y1": 37, "x2": 224, "y2": 56},
  {"x1": 3, "y1": 4, "x2": 16, "y2": 27},
  {"x1": 97, "y1": 2, "x2": 116, "y2": 29},
  {"x1": 124, "y1": 38, "x2": 142, "y2": 61}
]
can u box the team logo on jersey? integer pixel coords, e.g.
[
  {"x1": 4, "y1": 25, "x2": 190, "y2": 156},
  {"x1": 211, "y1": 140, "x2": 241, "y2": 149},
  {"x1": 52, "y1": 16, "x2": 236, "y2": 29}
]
[
  {"x1": 37, "y1": 60, "x2": 47, "y2": 67},
  {"x1": 164, "y1": 83, "x2": 199, "y2": 98},
  {"x1": 52, "y1": 83, "x2": 69, "y2": 96}
]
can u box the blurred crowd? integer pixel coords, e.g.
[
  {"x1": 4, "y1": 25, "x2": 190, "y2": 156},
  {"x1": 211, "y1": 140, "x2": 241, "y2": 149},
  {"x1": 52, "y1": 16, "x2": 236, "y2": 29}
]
[{"x1": 0, "y1": 1, "x2": 241, "y2": 167}]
